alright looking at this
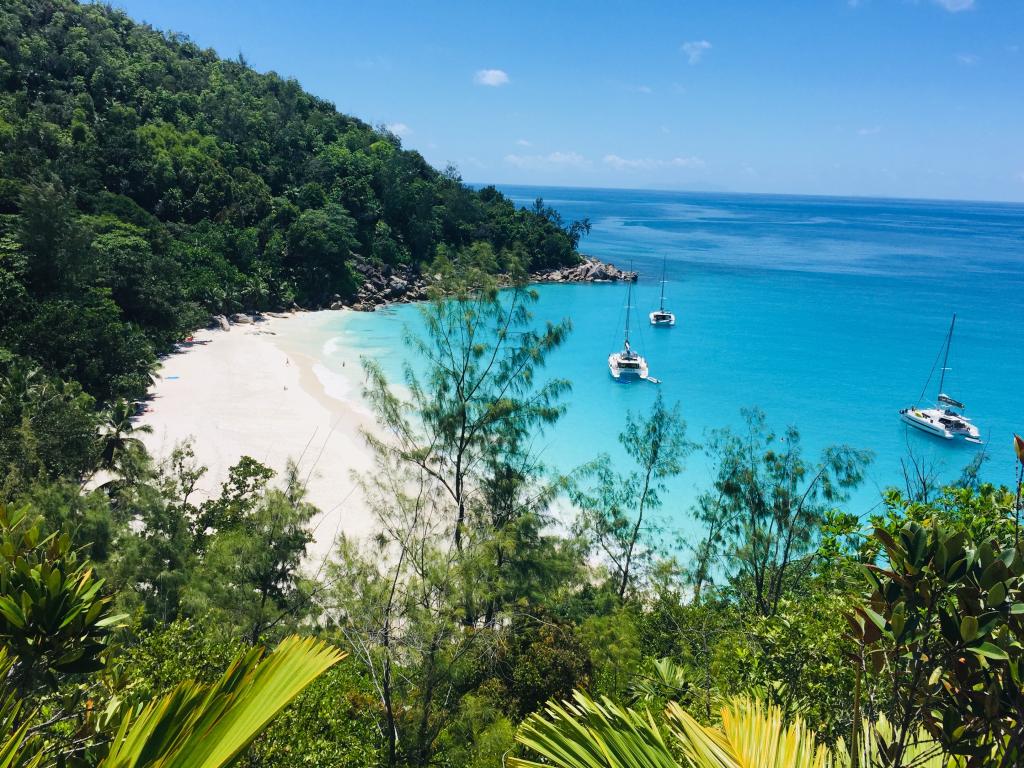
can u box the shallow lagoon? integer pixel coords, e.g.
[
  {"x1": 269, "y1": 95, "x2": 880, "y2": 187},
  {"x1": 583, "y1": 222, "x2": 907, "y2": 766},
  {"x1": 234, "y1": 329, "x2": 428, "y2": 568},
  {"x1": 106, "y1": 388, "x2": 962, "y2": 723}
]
[{"x1": 315, "y1": 187, "x2": 1024, "y2": 535}]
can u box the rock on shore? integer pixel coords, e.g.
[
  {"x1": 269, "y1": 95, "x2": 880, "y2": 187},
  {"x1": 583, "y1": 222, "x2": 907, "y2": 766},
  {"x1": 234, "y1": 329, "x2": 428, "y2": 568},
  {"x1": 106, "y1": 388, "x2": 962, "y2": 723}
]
[
  {"x1": 338, "y1": 256, "x2": 636, "y2": 313},
  {"x1": 532, "y1": 256, "x2": 637, "y2": 284}
]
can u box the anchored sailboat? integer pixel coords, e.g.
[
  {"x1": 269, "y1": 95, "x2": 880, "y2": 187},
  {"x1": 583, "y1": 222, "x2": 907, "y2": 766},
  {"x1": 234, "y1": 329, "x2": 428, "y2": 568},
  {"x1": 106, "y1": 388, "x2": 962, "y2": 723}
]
[
  {"x1": 649, "y1": 256, "x2": 675, "y2": 326},
  {"x1": 899, "y1": 314, "x2": 981, "y2": 444},
  {"x1": 608, "y1": 278, "x2": 650, "y2": 382}
]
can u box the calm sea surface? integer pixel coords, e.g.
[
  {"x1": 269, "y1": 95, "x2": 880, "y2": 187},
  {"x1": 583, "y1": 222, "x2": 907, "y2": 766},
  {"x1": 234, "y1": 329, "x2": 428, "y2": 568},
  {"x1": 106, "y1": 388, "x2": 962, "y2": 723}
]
[{"x1": 305, "y1": 187, "x2": 1024, "y2": 533}]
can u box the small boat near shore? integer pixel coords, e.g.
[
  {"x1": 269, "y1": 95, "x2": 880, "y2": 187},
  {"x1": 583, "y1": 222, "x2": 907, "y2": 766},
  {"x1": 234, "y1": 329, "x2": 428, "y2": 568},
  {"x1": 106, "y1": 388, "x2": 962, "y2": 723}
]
[
  {"x1": 899, "y1": 314, "x2": 981, "y2": 444},
  {"x1": 609, "y1": 278, "x2": 650, "y2": 381}
]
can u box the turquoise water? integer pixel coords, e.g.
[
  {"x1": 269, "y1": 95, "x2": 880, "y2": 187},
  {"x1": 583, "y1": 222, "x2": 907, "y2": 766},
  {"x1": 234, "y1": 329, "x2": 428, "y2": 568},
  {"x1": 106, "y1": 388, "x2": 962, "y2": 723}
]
[{"x1": 319, "y1": 187, "x2": 1024, "y2": 530}]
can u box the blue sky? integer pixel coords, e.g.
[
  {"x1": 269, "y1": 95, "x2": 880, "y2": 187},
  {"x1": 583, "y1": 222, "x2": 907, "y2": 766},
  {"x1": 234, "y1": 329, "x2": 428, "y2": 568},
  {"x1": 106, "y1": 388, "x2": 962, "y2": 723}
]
[{"x1": 110, "y1": 0, "x2": 1024, "y2": 202}]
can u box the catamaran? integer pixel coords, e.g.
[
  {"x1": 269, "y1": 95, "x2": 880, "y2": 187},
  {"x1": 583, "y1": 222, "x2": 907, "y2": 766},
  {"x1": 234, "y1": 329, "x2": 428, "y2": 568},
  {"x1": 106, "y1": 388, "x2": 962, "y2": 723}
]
[
  {"x1": 649, "y1": 256, "x2": 675, "y2": 326},
  {"x1": 899, "y1": 314, "x2": 981, "y2": 444},
  {"x1": 609, "y1": 278, "x2": 650, "y2": 381}
]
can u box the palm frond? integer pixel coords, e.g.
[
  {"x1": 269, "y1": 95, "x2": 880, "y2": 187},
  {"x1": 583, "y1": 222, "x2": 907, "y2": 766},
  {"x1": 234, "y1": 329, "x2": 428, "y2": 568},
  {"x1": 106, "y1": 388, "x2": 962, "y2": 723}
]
[
  {"x1": 509, "y1": 690, "x2": 680, "y2": 768},
  {"x1": 100, "y1": 635, "x2": 345, "y2": 768},
  {"x1": 665, "y1": 697, "x2": 832, "y2": 768}
]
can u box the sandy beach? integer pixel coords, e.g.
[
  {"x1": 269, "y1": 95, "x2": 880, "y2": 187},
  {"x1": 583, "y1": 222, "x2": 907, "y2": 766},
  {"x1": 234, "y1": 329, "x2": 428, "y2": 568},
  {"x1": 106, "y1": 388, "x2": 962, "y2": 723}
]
[{"x1": 138, "y1": 312, "x2": 377, "y2": 564}]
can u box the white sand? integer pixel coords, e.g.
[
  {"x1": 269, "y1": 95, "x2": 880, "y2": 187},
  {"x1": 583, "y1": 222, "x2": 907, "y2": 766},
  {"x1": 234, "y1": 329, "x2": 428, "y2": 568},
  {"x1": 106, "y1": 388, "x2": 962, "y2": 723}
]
[{"x1": 138, "y1": 312, "x2": 377, "y2": 563}]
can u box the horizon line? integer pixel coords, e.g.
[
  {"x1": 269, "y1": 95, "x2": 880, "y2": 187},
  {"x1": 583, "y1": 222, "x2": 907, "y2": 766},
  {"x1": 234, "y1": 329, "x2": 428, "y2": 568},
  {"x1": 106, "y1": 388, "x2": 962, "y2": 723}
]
[{"x1": 466, "y1": 181, "x2": 1024, "y2": 209}]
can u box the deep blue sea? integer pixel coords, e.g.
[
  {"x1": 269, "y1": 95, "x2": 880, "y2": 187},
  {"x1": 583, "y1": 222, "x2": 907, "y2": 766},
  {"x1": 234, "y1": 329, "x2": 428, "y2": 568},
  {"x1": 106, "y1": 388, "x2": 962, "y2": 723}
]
[{"x1": 318, "y1": 187, "x2": 1024, "y2": 533}]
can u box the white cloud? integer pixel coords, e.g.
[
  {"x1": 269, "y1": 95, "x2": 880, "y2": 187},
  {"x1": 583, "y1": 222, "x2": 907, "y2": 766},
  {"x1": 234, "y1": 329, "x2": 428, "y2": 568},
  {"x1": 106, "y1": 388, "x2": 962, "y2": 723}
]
[
  {"x1": 603, "y1": 154, "x2": 705, "y2": 170},
  {"x1": 857, "y1": 126, "x2": 882, "y2": 136},
  {"x1": 626, "y1": 84, "x2": 653, "y2": 94},
  {"x1": 385, "y1": 122, "x2": 412, "y2": 137},
  {"x1": 474, "y1": 68, "x2": 510, "y2": 86},
  {"x1": 515, "y1": 138, "x2": 533, "y2": 147},
  {"x1": 681, "y1": 40, "x2": 712, "y2": 65},
  {"x1": 956, "y1": 52, "x2": 979, "y2": 65},
  {"x1": 933, "y1": 0, "x2": 974, "y2": 11},
  {"x1": 504, "y1": 151, "x2": 589, "y2": 169}
]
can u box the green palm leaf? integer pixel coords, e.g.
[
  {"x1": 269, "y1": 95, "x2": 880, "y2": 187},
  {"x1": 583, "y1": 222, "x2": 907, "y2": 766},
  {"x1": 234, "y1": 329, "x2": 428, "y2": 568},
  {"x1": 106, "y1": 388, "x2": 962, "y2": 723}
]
[
  {"x1": 100, "y1": 635, "x2": 345, "y2": 768},
  {"x1": 0, "y1": 649, "x2": 43, "y2": 768},
  {"x1": 509, "y1": 690, "x2": 680, "y2": 768},
  {"x1": 666, "y1": 698, "x2": 832, "y2": 768}
]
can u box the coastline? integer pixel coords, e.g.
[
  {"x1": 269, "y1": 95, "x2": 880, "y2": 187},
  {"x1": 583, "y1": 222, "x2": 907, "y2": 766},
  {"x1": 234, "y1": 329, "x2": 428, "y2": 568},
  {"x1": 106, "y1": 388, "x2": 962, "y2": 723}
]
[
  {"x1": 138, "y1": 311, "x2": 377, "y2": 564},
  {"x1": 135, "y1": 257, "x2": 633, "y2": 565}
]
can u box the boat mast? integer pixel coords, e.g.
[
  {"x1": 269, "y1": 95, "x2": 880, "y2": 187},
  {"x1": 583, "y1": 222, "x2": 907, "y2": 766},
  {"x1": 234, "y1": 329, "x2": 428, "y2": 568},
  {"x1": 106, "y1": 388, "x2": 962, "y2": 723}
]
[
  {"x1": 937, "y1": 313, "x2": 956, "y2": 396},
  {"x1": 624, "y1": 279, "x2": 632, "y2": 345},
  {"x1": 659, "y1": 256, "x2": 667, "y2": 312}
]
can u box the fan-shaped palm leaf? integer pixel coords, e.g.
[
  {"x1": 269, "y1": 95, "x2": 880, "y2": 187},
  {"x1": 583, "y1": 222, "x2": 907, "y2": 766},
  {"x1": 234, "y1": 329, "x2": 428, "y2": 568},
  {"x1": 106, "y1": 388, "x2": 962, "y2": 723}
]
[
  {"x1": 508, "y1": 690, "x2": 679, "y2": 768},
  {"x1": 100, "y1": 635, "x2": 345, "y2": 768},
  {"x1": 666, "y1": 698, "x2": 833, "y2": 768}
]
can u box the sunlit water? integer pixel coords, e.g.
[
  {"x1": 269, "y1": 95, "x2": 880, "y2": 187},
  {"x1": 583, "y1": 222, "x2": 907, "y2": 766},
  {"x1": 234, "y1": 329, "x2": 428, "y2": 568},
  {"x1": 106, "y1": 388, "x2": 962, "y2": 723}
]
[{"x1": 294, "y1": 187, "x2": 1024, "y2": 536}]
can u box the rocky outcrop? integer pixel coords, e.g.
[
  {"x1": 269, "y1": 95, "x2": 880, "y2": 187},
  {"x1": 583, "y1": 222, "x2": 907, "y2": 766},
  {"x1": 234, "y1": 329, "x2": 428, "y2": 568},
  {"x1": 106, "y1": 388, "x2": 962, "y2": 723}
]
[
  {"x1": 212, "y1": 314, "x2": 230, "y2": 331},
  {"x1": 328, "y1": 256, "x2": 633, "y2": 313},
  {"x1": 345, "y1": 262, "x2": 430, "y2": 312},
  {"x1": 532, "y1": 256, "x2": 637, "y2": 284}
]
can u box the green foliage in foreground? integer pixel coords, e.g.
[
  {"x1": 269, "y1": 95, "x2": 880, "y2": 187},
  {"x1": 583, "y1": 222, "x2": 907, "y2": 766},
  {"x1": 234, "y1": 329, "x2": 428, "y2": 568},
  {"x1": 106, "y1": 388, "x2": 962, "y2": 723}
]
[
  {"x1": 511, "y1": 690, "x2": 954, "y2": 768},
  {"x1": 1, "y1": 206, "x2": 1018, "y2": 766},
  {"x1": 101, "y1": 635, "x2": 345, "y2": 768}
]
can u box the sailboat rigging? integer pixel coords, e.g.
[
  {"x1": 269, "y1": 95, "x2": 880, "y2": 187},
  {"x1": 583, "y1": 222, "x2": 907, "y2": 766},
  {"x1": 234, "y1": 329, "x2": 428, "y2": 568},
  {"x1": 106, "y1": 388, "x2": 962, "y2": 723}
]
[
  {"x1": 649, "y1": 256, "x2": 676, "y2": 327},
  {"x1": 899, "y1": 314, "x2": 981, "y2": 443},
  {"x1": 608, "y1": 277, "x2": 650, "y2": 381}
]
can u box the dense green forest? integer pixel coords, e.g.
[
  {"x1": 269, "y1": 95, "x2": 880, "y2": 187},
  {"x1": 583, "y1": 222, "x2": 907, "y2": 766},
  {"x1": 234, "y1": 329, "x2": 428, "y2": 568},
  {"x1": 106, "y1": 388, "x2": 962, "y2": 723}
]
[
  {"x1": 1, "y1": 2, "x2": 1023, "y2": 768},
  {"x1": 0, "y1": 0, "x2": 586, "y2": 406}
]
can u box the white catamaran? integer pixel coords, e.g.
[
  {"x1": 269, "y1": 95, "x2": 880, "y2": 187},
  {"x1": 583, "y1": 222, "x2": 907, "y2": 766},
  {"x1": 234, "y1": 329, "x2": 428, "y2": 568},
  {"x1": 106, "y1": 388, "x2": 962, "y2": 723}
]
[
  {"x1": 899, "y1": 314, "x2": 981, "y2": 444},
  {"x1": 649, "y1": 256, "x2": 675, "y2": 327},
  {"x1": 609, "y1": 278, "x2": 650, "y2": 382}
]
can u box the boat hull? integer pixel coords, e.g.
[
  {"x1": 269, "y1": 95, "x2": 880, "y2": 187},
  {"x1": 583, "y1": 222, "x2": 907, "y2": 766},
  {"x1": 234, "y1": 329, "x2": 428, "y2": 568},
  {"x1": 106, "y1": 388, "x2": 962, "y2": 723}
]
[
  {"x1": 608, "y1": 353, "x2": 649, "y2": 382},
  {"x1": 900, "y1": 409, "x2": 953, "y2": 439},
  {"x1": 899, "y1": 408, "x2": 981, "y2": 443},
  {"x1": 649, "y1": 311, "x2": 675, "y2": 327}
]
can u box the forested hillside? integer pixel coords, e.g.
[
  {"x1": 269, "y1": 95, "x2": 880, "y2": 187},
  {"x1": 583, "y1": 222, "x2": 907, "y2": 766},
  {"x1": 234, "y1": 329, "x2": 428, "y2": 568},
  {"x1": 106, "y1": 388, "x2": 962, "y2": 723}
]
[
  {"x1": 2, "y1": 3, "x2": 1022, "y2": 767},
  {"x1": 0, "y1": 0, "x2": 585, "y2": 405}
]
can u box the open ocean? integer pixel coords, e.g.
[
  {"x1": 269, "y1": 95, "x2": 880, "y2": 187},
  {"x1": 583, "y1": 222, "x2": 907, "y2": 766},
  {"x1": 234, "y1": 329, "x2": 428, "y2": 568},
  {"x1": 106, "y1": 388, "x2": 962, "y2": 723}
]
[{"x1": 308, "y1": 186, "x2": 1024, "y2": 534}]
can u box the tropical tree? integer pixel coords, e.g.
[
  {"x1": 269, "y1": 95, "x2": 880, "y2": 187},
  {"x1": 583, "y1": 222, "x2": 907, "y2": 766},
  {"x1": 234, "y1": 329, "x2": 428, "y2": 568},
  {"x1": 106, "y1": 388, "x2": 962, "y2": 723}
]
[
  {"x1": 574, "y1": 393, "x2": 691, "y2": 601},
  {"x1": 0, "y1": 503, "x2": 122, "y2": 698},
  {"x1": 97, "y1": 399, "x2": 152, "y2": 475},
  {"x1": 361, "y1": 243, "x2": 571, "y2": 555},
  {"x1": 850, "y1": 519, "x2": 1021, "y2": 767},
  {"x1": 697, "y1": 408, "x2": 872, "y2": 616}
]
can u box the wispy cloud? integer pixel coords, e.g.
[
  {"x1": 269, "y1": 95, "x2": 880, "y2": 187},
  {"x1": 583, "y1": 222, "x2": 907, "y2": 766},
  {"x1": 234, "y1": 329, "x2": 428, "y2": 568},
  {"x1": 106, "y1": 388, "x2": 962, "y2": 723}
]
[
  {"x1": 626, "y1": 84, "x2": 654, "y2": 94},
  {"x1": 681, "y1": 40, "x2": 712, "y2": 65},
  {"x1": 956, "y1": 52, "x2": 979, "y2": 65},
  {"x1": 603, "y1": 154, "x2": 705, "y2": 170},
  {"x1": 474, "y1": 68, "x2": 510, "y2": 86},
  {"x1": 355, "y1": 55, "x2": 391, "y2": 70},
  {"x1": 515, "y1": 138, "x2": 533, "y2": 147},
  {"x1": 504, "y1": 151, "x2": 589, "y2": 169},
  {"x1": 857, "y1": 126, "x2": 882, "y2": 136},
  {"x1": 385, "y1": 122, "x2": 412, "y2": 137},
  {"x1": 933, "y1": 0, "x2": 974, "y2": 11}
]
